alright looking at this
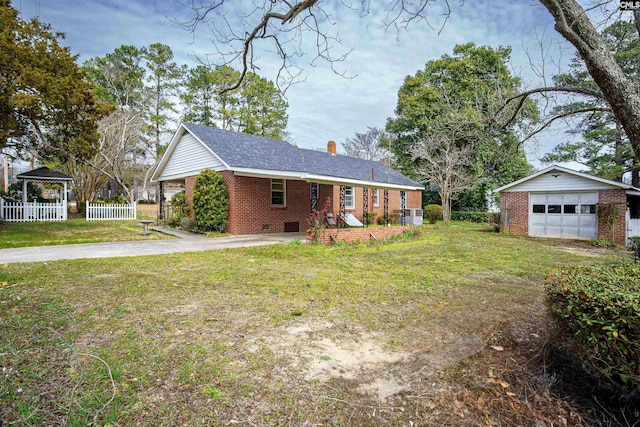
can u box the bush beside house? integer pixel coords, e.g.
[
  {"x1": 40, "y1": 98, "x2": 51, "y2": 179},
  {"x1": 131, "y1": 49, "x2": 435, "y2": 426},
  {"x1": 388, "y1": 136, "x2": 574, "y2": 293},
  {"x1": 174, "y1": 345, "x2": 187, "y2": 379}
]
[{"x1": 193, "y1": 169, "x2": 229, "y2": 233}]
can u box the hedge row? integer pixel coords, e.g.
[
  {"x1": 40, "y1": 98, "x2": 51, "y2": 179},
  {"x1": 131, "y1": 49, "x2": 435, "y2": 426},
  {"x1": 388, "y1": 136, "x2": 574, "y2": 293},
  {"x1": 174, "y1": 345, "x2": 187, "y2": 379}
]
[
  {"x1": 545, "y1": 263, "x2": 640, "y2": 391},
  {"x1": 450, "y1": 211, "x2": 500, "y2": 224}
]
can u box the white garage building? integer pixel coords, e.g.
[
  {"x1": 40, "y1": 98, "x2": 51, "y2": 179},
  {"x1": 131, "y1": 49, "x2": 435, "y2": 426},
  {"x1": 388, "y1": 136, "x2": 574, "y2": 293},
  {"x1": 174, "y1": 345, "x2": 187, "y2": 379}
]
[{"x1": 497, "y1": 165, "x2": 640, "y2": 245}]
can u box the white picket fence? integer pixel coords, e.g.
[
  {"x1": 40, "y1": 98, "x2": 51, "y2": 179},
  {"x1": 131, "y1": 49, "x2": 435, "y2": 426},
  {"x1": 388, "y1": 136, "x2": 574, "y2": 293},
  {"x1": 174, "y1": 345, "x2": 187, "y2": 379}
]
[
  {"x1": 0, "y1": 200, "x2": 67, "y2": 222},
  {"x1": 86, "y1": 201, "x2": 136, "y2": 221},
  {"x1": 627, "y1": 209, "x2": 640, "y2": 246}
]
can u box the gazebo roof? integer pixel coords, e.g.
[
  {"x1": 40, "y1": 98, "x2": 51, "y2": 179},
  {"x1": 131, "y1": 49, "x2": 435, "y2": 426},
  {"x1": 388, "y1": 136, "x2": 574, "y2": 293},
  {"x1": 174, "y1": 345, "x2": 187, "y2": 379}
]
[{"x1": 16, "y1": 167, "x2": 73, "y2": 182}]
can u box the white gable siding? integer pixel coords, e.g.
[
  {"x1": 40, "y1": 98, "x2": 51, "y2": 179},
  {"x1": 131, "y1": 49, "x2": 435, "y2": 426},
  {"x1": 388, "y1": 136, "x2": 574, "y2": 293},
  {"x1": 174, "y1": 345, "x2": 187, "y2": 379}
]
[
  {"x1": 503, "y1": 172, "x2": 618, "y2": 192},
  {"x1": 159, "y1": 133, "x2": 224, "y2": 180}
]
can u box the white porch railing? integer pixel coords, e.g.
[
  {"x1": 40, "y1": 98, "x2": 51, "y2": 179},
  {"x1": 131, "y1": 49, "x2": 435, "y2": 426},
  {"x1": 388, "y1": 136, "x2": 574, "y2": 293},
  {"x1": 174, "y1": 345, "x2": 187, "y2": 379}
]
[
  {"x1": 0, "y1": 200, "x2": 67, "y2": 222},
  {"x1": 86, "y1": 201, "x2": 136, "y2": 221},
  {"x1": 627, "y1": 209, "x2": 640, "y2": 246}
]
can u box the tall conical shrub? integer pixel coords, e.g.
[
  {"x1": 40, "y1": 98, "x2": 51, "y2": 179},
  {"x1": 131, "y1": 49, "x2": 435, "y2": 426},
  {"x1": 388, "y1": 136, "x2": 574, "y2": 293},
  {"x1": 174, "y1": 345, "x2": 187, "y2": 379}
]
[{"x1": 193, "y1": 169, "x2": 228, "y2": 233}]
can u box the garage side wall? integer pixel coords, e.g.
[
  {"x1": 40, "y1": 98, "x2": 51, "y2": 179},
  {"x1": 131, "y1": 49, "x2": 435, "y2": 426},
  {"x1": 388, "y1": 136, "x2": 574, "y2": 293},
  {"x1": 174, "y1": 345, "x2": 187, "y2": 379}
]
[
  {"x1": 500, "y1": 191, "x2": 528, "y2": 236},
  {"x1": 597, "y1": 189, "x2": 627, "y2": 245}
]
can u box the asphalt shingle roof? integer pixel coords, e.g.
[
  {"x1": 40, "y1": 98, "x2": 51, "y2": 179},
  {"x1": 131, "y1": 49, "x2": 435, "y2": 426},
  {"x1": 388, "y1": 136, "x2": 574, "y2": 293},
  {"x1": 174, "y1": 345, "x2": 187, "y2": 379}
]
[
  {"x1": 182, "y1": 123, "x2": 422, "y2": 189},
  {"x1": 16, "y1": 167, "x2": 73, "y2": 181}
]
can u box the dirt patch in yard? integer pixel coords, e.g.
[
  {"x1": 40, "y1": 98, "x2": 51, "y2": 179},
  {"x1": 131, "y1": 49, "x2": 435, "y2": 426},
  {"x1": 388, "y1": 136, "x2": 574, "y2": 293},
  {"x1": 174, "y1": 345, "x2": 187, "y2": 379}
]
[
  {"x1": 252, "y1": 320, "x2": 486, "y2": 402},
  {"x1": 555, "y1": 246, "x2": 611, "y2": 257},
  {"x1": 542, "y1": 238, "x2": 627, "y2": 258}
]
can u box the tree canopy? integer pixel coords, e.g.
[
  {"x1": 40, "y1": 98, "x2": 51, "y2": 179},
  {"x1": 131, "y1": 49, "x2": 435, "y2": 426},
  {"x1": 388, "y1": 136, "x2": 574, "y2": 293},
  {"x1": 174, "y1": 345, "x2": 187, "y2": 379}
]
[
  {"x1": 386, "y1": 43, "x2": 534, "y2": 211},
  {"x1": 0, "y1": 0, "x2": 108, "y2": 160},
  {"x1": 181, "y1": 65, "x2": 288, "y2": 140}
]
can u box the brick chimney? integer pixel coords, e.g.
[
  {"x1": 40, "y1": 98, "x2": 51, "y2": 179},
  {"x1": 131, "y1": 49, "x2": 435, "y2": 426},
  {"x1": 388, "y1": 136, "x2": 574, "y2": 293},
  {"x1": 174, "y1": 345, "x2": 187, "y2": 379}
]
[{"x1": 327, "y1": 141, "x2": 336, "y2": 155}]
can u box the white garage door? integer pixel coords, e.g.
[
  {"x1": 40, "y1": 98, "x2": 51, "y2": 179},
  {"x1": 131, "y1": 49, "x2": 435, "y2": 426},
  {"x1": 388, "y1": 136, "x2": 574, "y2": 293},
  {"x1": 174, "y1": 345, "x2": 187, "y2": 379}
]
[{"x1": 530, "y1": 193, "x2": 598, "y2": 239}]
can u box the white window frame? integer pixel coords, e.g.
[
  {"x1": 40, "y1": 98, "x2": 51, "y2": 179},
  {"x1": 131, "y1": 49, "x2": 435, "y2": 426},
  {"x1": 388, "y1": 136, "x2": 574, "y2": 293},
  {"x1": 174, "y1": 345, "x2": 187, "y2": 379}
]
[
  {"x1": 271, "y1": 179, "x2": 286, "y2": 207},
  {"x1": 373, "y1": 189, "x2": 379, "y2": 207},
  {"x1": 345, "y1": 186, "x2": 355, "y2": 209}
]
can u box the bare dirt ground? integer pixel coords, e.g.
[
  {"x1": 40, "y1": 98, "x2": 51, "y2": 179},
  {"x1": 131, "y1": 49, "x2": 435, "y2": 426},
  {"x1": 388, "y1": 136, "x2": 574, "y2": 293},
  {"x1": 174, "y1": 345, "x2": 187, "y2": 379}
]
[{"x1": 253, "y1": 320, "x2": 486, "y2": 403}]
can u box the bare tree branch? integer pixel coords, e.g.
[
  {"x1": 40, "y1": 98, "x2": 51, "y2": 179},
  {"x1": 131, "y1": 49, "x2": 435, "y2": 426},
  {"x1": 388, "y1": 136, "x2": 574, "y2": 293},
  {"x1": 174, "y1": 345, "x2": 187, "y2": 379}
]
[
  {"x1": 341, "y1": 127, "x2": 390, "y2": 161},
  {"x1": 411, "y1": 127, "x2": 474, "y2": 226},
  {"x1": 178, "y1": 1, "x2": 455, "y2": 93},
  {"x1": 496, "y1": 85, "x2": 606, "y2": 132},
  {"x1": 519, "y1": 106, "x2": 611, "y2": 145}
]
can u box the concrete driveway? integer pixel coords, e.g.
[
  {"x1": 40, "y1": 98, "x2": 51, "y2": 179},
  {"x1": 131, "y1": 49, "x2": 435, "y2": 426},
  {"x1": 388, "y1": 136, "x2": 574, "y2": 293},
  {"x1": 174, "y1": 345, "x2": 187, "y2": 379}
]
[{"x1": 0, "y1": 227, "x2": 306, "y2": 264}]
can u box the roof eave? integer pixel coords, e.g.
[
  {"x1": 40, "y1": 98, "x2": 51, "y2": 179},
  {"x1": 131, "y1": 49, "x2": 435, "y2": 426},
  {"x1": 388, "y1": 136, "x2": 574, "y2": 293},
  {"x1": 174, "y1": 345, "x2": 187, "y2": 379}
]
[{"x1": 232, "y1": 168, "x2": 423, "y2": 191}]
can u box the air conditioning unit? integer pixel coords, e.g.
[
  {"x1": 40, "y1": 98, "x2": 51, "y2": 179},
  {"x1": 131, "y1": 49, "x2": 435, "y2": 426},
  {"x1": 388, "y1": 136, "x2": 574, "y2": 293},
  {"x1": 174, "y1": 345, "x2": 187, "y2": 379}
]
[{"x1": 403, "y1": 208, "x2": 423, "y2": 225}]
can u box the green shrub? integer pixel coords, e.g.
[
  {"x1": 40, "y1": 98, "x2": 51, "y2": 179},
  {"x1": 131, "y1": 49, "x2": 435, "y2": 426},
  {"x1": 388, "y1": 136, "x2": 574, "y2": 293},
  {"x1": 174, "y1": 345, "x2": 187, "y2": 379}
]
[
  {"x1": 166, "y1": 216, "x2": 180, "y2": 228},
  {"x1": 630, "y1": 236, "x2": 640, "y2": 262},
  {"x1": 365, "y1": 211, "x2": 377, "y2": 225},
  {"x1": 404, "y1": 226, "x2": 424, "y2": 238},
  {"x1": 375, "y1": 213, "x2": 400, "y2": 225},
  {"x1": 451, "y1": 211, "x2": 498, "y2": 223},
  {"x1": 545, "y1": 263, "x2": 640, "y2": 391},
  {"x1": 171, "y1": 192, "x2": 189, "y2": 221},
  {"x1": 488, "y1": 212, "x2": 500, "y2": 224},
  {"x1": 193, "y1": 169, "x2": 228, "y2": 233},
  {"x1": 180, "y1": 217, "x2": 198, "y2": 233},
  {"x1": 588, "y1": 238, "x2": 618, "y2": 248},
  {"x1": 2, "y1": 182, "x2": 47, "y2": 203},
  {"x1": 424, "y1": 204, "x2": 442, "y2": 224},
  {"x1": 108, "y1": 195, "x2": 126, "y2": 204}
]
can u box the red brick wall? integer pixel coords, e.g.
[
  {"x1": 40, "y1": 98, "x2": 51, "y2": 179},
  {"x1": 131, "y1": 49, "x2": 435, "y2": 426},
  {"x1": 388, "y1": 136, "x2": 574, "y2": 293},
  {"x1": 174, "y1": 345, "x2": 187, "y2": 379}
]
[
  {"x1": 308, "y1": 226, "x2": 410, "y2": 245},
  {"x1": 500, "y1": 191, "x2": 529, "y2": 236},
  {"x1": 225, "y1": 173, "x2": 311, "y2": 235},
  {"x1": 598, "y1": 189, "x2": 627, "y2": 245},
  {"x1": 184, "y1": 172, "x2": 422, "y2": 235}
]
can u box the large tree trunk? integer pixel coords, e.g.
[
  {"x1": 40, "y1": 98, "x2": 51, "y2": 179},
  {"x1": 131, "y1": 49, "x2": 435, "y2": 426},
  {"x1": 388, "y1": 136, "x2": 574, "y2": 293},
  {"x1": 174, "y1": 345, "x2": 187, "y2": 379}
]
[{"x1": 539, "y1": 0, "x2": 640, "y2": 161}]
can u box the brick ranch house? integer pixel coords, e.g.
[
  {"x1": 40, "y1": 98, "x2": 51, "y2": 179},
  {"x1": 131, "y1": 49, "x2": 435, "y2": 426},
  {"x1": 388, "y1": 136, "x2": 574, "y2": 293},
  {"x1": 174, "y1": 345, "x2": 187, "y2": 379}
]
[
  {"x1": 151, "y1": 123, "x2": 423, "y2": 235},
  {"x1": 496, "y1": 165, "x2": 640, "y2": 245}
]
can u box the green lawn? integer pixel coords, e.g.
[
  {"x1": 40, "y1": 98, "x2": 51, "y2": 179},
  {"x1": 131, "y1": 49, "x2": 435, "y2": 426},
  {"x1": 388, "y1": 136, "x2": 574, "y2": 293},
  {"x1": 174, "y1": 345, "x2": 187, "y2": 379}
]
[
  {"x1": 0, "y1": 218, "x2": 172, "y2": 248},
  {"x1": 0, "y1": 225, "x2": 630, "y2": 426}
]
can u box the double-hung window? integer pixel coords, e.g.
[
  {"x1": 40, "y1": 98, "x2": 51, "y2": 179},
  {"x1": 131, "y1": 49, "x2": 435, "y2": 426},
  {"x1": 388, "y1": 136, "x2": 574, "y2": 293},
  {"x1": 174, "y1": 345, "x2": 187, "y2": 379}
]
[
  {"x1": 271, "y1": 179, "x2": 285, "y2": 207},
  {"x1": 373, "y1": 189, "x2": 379, "y2": 207},
  {"x1": 344, "y1": 186, "x2": 355, "y2": 209}
]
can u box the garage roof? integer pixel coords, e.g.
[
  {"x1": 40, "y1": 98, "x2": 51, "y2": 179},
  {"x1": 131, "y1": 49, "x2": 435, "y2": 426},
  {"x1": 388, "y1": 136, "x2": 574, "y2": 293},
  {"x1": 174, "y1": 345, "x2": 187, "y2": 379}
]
[{"x1": 495, "y1": 165, "x2": 640, "y2": 193}]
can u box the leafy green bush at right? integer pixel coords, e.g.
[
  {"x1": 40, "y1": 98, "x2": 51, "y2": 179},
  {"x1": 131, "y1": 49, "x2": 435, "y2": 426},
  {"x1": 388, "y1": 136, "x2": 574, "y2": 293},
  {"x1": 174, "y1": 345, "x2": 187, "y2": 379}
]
[
  {"x1": 424, "y1": 204, "x2": 442, "y2": 224},
  {"x1": 546, "y1": 263, "x2": 640, "y2": 391},
  {"x1": 451, "y1": 211, "x2": 500, "y2": 224}
]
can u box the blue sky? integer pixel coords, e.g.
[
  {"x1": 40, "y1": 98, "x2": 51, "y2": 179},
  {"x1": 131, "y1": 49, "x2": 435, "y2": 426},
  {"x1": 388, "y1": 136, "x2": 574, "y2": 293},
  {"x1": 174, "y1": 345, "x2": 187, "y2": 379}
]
[{"x1": 16, "y1": 0, "x2": 576, "y2": 166}]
